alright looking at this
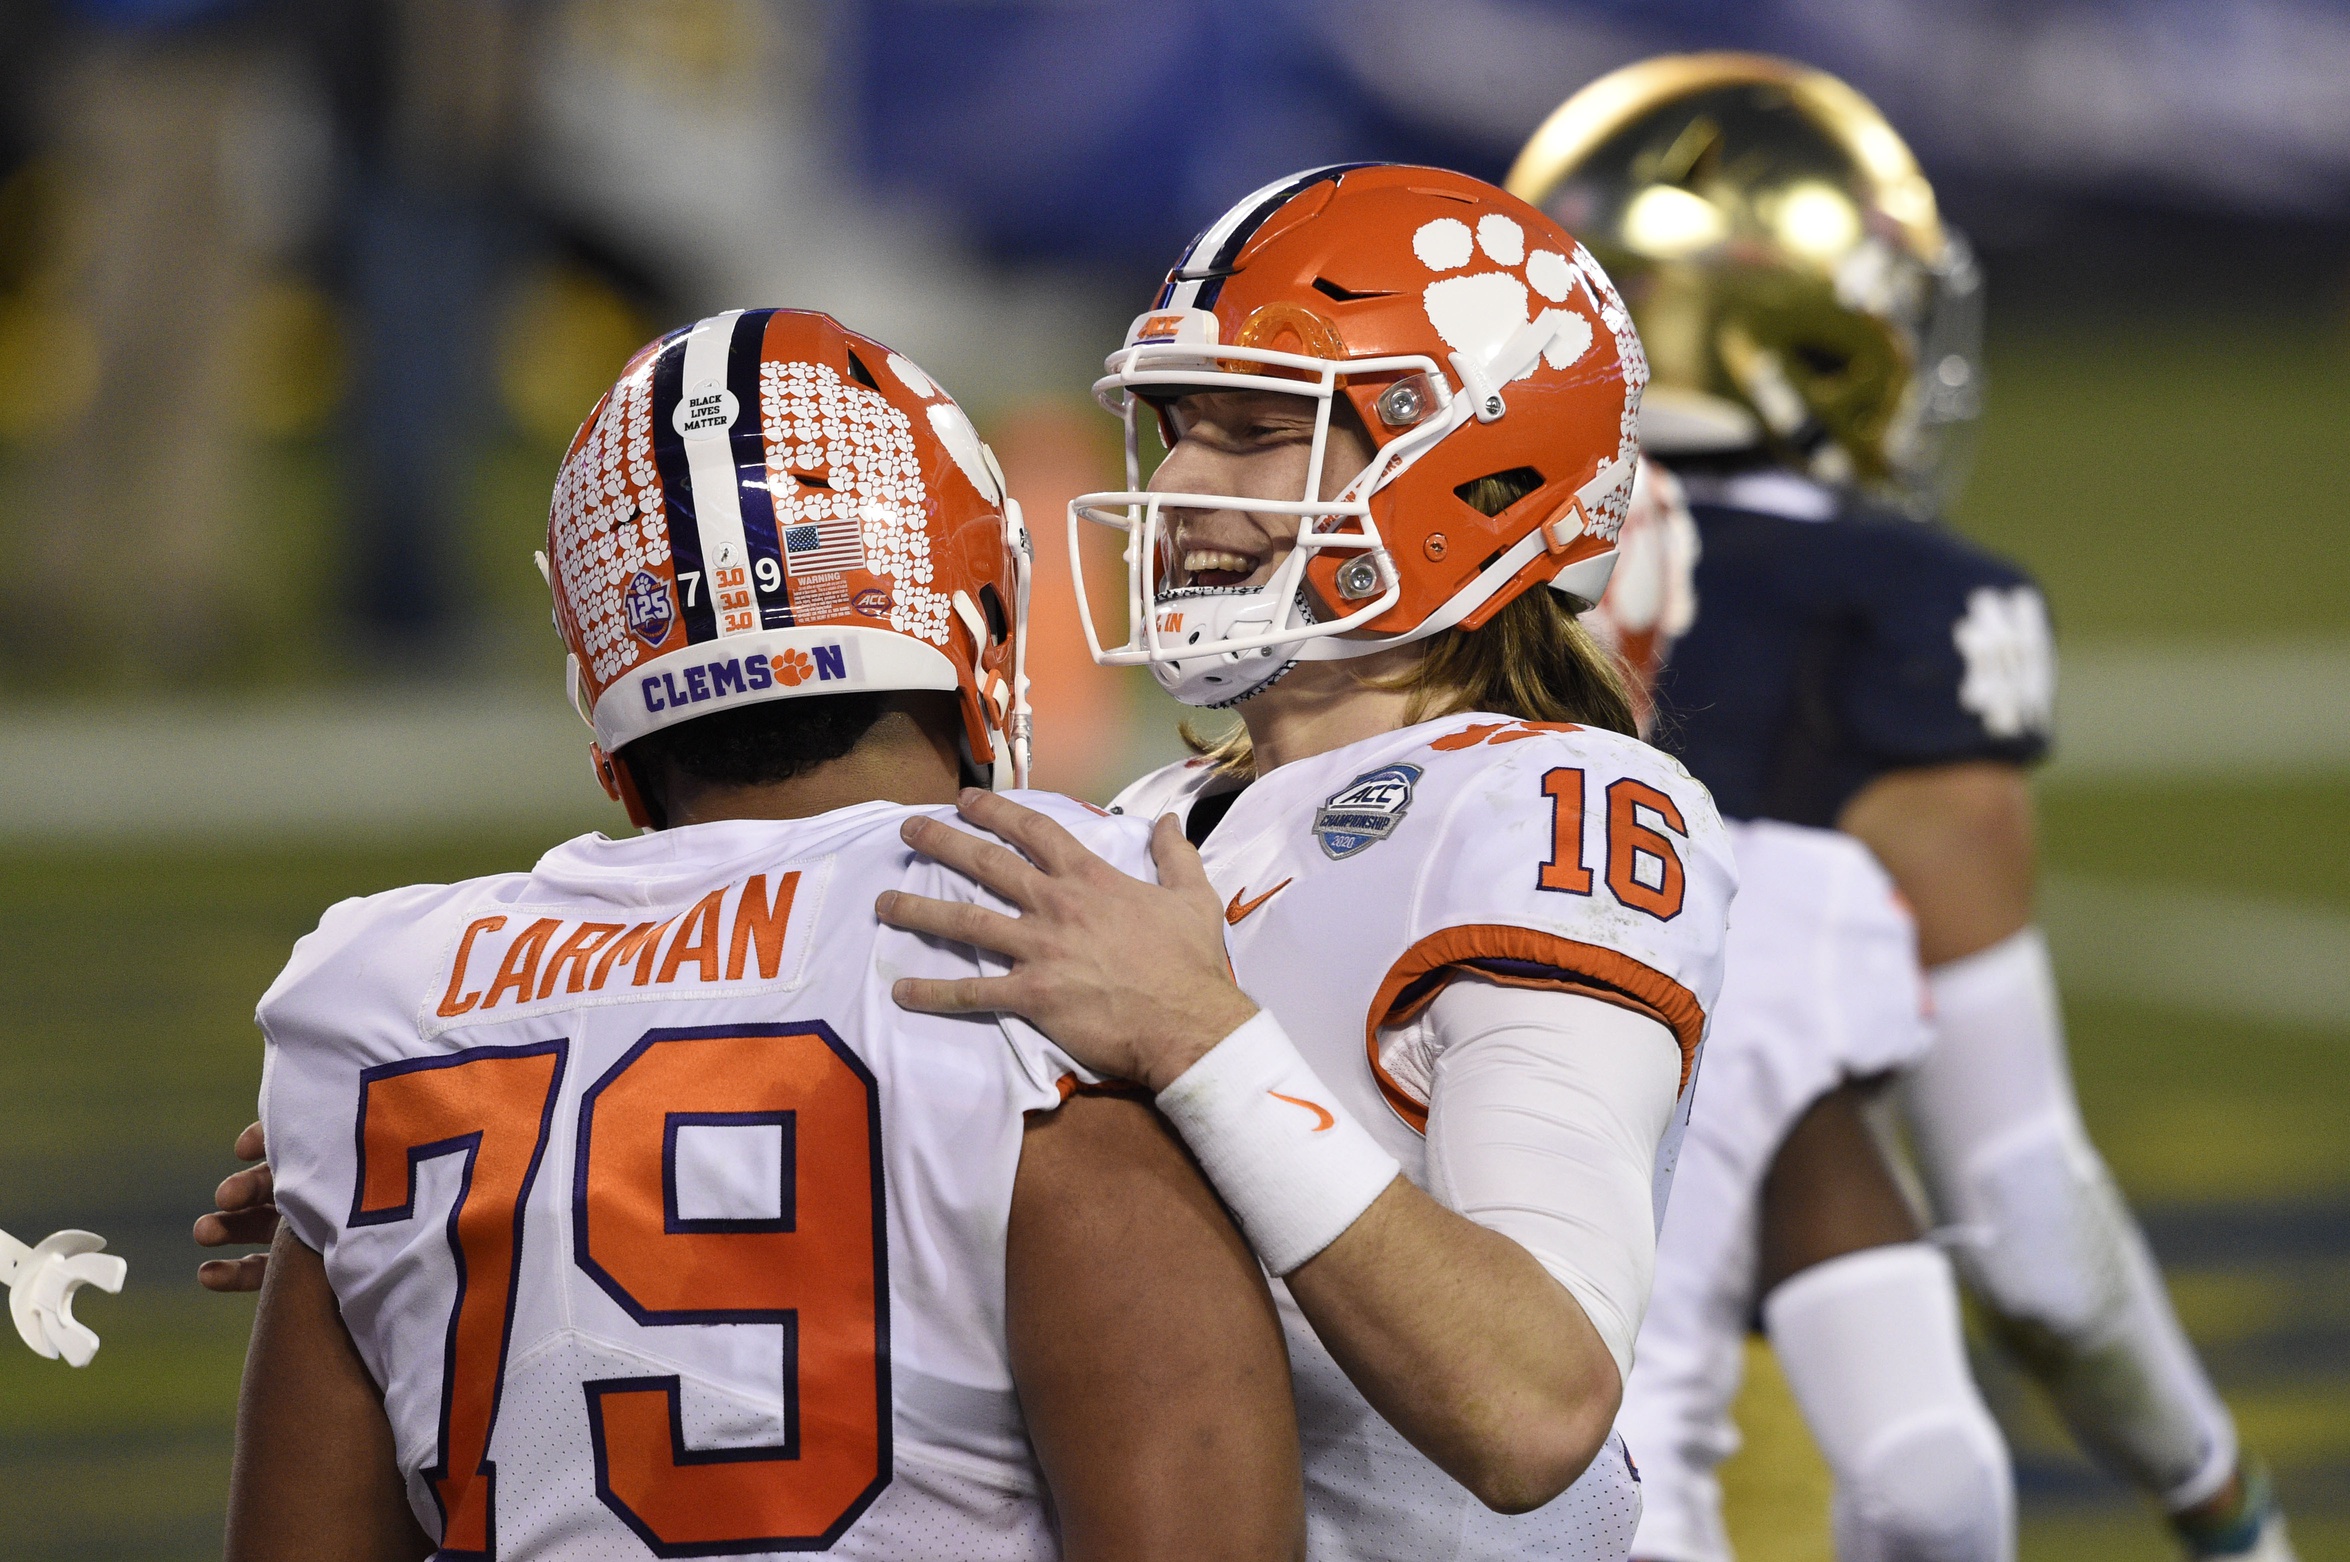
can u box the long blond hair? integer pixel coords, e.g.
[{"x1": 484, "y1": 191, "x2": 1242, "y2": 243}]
[{"x1": 1184, "y1": 584, "x2": 1637, "y2": 777}]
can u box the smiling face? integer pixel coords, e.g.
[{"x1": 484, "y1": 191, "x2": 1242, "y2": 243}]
[{"x1": 1147, "y1": 389, "x2": 1378, "y2": 592}]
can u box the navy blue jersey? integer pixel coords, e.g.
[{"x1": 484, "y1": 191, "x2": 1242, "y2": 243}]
[{"x1": 1651, "y1": 474, "x2": 2053, "y2": 829}]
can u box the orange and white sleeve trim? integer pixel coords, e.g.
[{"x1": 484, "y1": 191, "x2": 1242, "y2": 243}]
[{"x1": 1364, "y1": 923, "x2": 1707, "y2": 1134}]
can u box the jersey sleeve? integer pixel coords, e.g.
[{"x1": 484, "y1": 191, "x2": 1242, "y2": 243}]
[
  {"x1": 1370, "y1": 730, "x2": 1736, "y2": 1129},
  {"x1": 256, "y1": 882, "x2": 489, "y2": 1256},
  {"x1": 1838, "y1": 517, "x2": 2055, "y2": 771},
  {"x1": 1421, "y1": 979, "x2": 1682, "y2": 1381}
]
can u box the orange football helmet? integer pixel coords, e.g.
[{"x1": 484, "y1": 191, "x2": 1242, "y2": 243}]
[
  {"x1": 1070, "y1": 162, "x2": 1646, "y2": 706},
  {"x1": 545, "y1": 309, "x2": 1032, "y2": 824}
]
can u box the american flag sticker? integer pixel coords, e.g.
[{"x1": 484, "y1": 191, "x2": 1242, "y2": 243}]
[{"x1": 781, "y1": 506, "x2": 869, "y2": 577}]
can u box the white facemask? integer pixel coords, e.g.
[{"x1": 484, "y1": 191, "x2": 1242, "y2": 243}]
[{"x1": 1068, "y1": 309, "x2": 1466, "y2": 708}]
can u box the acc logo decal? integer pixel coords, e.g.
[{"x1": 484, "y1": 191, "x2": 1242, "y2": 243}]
[
  {"x1": 624, "y1": 571, "x2": 674, "y2": 648},
  {"x1": 851, "y1": 587, "x2": 893, "y2": 619},
  {"x1": 1314, "y1": 763, "x2": 1421, "y2": 860}
]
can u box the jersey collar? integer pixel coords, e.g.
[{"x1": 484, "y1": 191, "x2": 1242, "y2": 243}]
[
  {"x1": 529, "y1": 803, "x2": 910, "y2": 901},
  {"x1": 1679, "y1": 467, "x2": 1839, "y2": 522}
]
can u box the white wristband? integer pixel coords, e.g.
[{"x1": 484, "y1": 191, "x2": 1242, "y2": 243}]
[{"x1": 1154, "y1": 1010, "x2": 1401, "y2": 1275}]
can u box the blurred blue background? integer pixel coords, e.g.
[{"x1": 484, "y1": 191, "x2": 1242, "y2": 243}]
[
  {"x1": 849, "y1": 0, "x2": 2350, "y2": 270},
  {"x1": 0, "y1": 3, "x2": 2343, "y2": 1558}
]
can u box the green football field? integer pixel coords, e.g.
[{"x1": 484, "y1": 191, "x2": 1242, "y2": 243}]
[{"x1": 0, "y1": 318, "x2": 2343, "y2": 1558}]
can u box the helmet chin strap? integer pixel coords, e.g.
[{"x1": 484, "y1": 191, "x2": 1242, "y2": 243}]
[
  {"x1": 1152, "y1": 584, "x2": 1320, "y2": 708},
  {"x1": 1153, "y1": 456, "x2": 1631, "y2": 707},
  {"x1": 1162, "y1": 648, "x2": 1301, "y2": 711},
  {"x1": 957, "y1": 727, "x2": 999, "y2": 790}
]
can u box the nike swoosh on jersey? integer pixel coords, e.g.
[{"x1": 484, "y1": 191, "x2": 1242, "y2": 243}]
[
  {"x1": 1224, "y1": 878, "x2": 1293, "y2": 924},
  {"x1": 1267, "y1": 1089, "x2": 1335, "y2": 1132}
]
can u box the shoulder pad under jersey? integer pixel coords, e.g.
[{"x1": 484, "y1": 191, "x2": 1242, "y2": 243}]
[{"x1": 1107, "y1": 756, "x2": 1226, "y2": 825}]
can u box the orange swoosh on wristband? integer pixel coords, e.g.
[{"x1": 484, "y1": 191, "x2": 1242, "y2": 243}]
[{"x1": 1267, "y1": 1090, "x2": 1335, "y2": 1132}]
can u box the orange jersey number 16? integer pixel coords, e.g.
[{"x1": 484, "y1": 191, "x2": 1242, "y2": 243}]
[{"x1": 1538, "y1": 766, "x2": 1689, "y2": 921}]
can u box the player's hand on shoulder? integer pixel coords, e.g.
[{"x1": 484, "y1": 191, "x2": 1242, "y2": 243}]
[
  {"x1": 878, "y1": 789, "x2": 1259, "y2": 1093},
  {"x1": 195, "y1": 1121, "x2": 278, "y2": 1294}
]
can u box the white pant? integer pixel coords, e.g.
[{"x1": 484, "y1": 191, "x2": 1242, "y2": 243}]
[
  {"x1": 1903, "y1": 928, "x2": 2238, "y2": 1511},
  {"x1": 1619, "y1": 822, "x2": 2009, "y2": 1561}
]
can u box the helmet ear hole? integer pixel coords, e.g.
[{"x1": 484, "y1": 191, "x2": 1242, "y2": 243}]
[
  {"x1": 977, "y1": 582, "x2": 1010, "y2": 643},
  {"x1": 1453, "y1": 466, "x2": 1546, "y2": 517}
]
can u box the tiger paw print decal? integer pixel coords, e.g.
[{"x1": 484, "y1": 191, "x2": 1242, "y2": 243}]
[{"x1": 1412, "y1": 213, "x2": 1597, "y2": 383}]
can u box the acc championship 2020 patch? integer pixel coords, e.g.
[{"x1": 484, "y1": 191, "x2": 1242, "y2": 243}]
[{"x1": 1315, "y1": 763, "x2": 1421, "y2": 859}]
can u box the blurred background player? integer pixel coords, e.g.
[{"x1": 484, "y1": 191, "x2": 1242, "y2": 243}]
[
  {"x1": 1589, "y1": 465, "x2": 2016, "y2": 1562},
  {"x1": 225, "y1": 310, "x2": 1303, "y2": 1561},
  {"x1": 878, "y1": 162, "x2": 1736, "y2": 1561},
  {"x1": 1510, "y1": 53, "x2": 2291, "y2": 1561}
]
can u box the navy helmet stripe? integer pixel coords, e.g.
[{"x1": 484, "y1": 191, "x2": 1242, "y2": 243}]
[
  {"x1": 1160, "y1": 162, "x2": 1386, "y2": 312},
  {"x1": 1155, "y1": 211, "x2": 1226, "y2": 308},
  {"x1": 723, "y1": 308, "x2": 795, "y2": 631},
  {"x1": 648, "y1": 331, "x2": 720, "y2": 645}
]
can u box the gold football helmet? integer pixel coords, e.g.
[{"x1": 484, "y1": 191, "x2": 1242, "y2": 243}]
[{"x1": 1507, "y1": 53, "x2": 1982, "y2": 514}]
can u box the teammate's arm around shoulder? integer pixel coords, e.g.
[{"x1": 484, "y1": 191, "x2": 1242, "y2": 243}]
[
  {"x1": 224, "y1": 1225, "x2": 433, "y2": 1562},
  {"x1": 1008, "y1": 1092, "x2": 1304, "y2": 1562}
]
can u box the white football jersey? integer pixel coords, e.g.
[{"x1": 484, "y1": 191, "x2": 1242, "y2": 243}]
[
  {"x1": 259, "y1": 796, "x2": 1145, "y2": 1561},
  {"x1": 1113, "y1": 712, "x2": 1737, "y2": 1562},
  {"x1": 1619, "y1": 819, "x2": 1930, "y2": 1562}
]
